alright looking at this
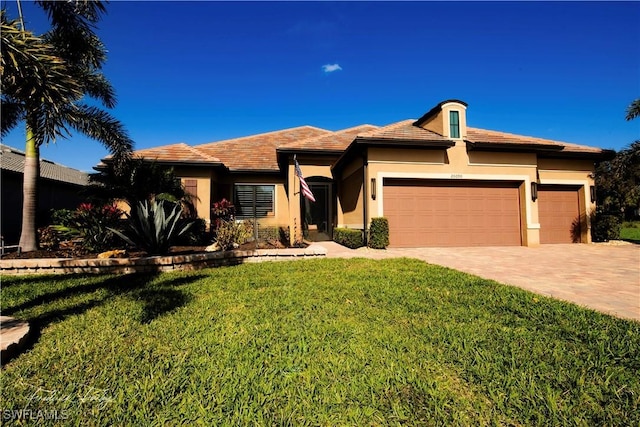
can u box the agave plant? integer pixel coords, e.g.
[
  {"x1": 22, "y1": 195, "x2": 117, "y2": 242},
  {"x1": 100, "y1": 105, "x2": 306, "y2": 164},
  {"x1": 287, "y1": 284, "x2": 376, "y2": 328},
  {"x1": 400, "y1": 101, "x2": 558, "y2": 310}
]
[{"x1": 111, "y1": 200, "x2": 193, "y2": 255}]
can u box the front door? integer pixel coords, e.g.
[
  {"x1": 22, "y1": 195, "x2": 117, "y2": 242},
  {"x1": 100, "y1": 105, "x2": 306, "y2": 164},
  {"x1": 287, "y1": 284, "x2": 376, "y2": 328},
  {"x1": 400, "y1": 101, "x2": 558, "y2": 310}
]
[{"x1": 302, "y1": 182, "x2": 332, "y2": 241}]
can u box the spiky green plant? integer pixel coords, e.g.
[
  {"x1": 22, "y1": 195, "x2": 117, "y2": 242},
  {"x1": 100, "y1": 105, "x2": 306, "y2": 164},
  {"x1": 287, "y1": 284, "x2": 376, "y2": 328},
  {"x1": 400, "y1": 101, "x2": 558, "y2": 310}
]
[{"x1": 111, "y1": 200, "x2": 193, "y2": 255}]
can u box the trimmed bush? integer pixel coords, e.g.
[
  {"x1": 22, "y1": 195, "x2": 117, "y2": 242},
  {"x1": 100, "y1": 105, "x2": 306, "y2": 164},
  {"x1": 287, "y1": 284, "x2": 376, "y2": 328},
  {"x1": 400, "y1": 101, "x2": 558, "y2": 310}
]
[
  {"x1": 591, "y1": 212, "x2": 621, "y2": 242},
  {"x1": 333, "y1": 228, "x2": 364, "y2": 249},
  {"x1": 368, "y1": 217, "x2": 389, "y2": 249},
  {"x1": 215, "y1": 220, "x2": 254, "y2": 250}
]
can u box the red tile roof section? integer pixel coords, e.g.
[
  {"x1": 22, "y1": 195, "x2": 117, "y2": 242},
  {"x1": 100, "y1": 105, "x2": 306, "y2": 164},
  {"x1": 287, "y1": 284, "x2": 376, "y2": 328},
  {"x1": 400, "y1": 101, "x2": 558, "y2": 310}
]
[
  {"x1": 466, "y1": 127, "x2": 603, "y2": 153},
  {"x1": 279, "y1": 124, "x2": 379, "y2": 152},
  {"x1": 356, "y1": 119, "x2": 454, "y2": 143},
  {"x1": 195, "y1": 126, "x2": 332, "y2": 171},
  {"x1": 129, "y1": 143, "x2": 220, "y2": 163}
]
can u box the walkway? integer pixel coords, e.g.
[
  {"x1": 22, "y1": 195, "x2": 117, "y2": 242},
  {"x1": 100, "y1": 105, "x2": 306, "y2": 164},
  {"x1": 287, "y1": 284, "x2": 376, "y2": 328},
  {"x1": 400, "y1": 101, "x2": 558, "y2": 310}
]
[{"x1": 311, "y1": 241, "x2": 640, "y2": 321}]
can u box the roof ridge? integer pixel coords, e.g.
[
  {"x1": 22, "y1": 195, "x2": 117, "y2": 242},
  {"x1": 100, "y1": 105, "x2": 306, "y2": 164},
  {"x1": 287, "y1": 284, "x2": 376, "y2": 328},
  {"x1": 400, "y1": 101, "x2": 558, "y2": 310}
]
[
  {"x1": 196, "y1": 125, "x2": 332, "y2": 147},
  {"x1": 279, "y1": 124, "x2": 380, "y2": 149},
  {"x1": 181, "y1": 143, "x2": 219, "y2": 161},
  {"x1": 357, "y1": 119, "x2": 417, "y2": 137}
]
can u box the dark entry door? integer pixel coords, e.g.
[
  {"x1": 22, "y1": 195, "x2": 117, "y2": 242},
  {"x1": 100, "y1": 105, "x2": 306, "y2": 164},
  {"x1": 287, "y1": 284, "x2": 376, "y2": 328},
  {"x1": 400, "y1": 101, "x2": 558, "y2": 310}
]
[{"x1": 302, "y1": 183, "x2": 332, "y2": 241}]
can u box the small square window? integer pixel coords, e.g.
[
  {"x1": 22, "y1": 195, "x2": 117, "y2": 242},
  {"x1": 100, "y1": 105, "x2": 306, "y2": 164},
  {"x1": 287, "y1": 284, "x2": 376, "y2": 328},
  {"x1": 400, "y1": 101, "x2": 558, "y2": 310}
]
[{"x1": 450, "y1": 111, "x2": 460, "y2": 138}]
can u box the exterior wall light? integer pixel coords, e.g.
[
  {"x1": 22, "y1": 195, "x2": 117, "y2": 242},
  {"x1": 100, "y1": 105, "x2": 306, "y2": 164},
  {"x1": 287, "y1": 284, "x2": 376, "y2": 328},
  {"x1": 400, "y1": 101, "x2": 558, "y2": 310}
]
[
  {"x1": 590, "y1": 185, "x2": 596, "y2": 203},
  {"x1": 531, "y1": 182, "x2": 538, "y2": 202},
  {"x1": 371, "y1": 178, "x2": 376, "y2": 200}
]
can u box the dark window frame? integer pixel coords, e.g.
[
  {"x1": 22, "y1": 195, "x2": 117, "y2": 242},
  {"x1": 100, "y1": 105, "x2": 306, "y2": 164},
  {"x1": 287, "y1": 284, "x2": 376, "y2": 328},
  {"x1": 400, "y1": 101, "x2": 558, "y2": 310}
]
[{"x1": 449, "y1": 110, "x2": 460, "y2": 138}]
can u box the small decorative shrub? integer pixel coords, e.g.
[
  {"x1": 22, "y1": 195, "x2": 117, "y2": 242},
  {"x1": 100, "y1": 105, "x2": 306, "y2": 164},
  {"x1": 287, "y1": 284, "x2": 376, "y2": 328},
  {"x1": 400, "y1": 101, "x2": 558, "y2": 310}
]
[
  {"x1": 215, "y1": 220, "x2": 254, "y2": 250},
  {"x1": 333, "y1": 228, "x2": 364, "y2": 249},
  {"x1": 591, "y1": 211, "x2": 621, "y2": 242},
  {"x1": 211, "y1": 199, "x2": 235, "y2": 231},
  {"x1": 50, "y1": 208, "x2": 76, "y2": 228},
  {"x1": 111, "y1": 200, "x2": 194, "y2": 255},
  {"x1": 52, "y1": 203, "x2": 124, "y2": 252},
  {"x1": 368, "y1": 217, "x2": 389, "y2": 249}
]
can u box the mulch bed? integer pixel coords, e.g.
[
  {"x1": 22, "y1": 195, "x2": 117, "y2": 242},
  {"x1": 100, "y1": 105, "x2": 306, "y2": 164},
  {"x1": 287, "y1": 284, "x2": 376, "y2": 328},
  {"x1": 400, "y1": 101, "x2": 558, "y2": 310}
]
[{"x1": 1, "y1": 240, "x2": 291, "y2": 260}]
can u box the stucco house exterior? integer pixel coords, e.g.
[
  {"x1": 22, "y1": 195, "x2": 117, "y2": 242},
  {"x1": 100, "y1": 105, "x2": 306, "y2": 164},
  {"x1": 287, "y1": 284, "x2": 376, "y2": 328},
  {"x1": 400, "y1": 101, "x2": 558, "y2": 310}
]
[{"x1": 105, "y1": 100, "x2": 612, "y2": 247}]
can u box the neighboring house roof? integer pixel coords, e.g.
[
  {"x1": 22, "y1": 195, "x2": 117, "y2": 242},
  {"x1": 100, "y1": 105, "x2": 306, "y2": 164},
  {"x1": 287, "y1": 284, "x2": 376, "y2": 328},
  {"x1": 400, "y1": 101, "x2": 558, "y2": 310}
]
[
  {"x1": 278, "y1": 124, "x2": 379, "y2": 153},
  {"x1": 195, "y1": 126, "x2": 332, "y2": 171},
  {"x1": 465, "y1": 127, "x2": 607, "y2": 155},
  {"x1": 0, "y1": 144, "x2": 89, "y2": 186}
]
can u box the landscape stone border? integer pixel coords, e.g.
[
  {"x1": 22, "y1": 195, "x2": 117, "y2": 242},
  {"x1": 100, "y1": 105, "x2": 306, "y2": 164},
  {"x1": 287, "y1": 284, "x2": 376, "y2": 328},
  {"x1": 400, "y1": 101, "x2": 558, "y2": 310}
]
[{"x1": 0, "y1": 246, "x2": 327, "y2": 276}]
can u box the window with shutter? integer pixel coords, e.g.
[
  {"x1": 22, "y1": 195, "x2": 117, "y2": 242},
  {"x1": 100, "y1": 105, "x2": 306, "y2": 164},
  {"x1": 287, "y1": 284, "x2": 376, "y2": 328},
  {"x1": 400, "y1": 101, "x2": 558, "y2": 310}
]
[
  {"x1": 234, "y1": 185, "x2": 275, "y2": 218},
  {"x1": 184, "y1": 179, "x2": 198, "y2": 199}
]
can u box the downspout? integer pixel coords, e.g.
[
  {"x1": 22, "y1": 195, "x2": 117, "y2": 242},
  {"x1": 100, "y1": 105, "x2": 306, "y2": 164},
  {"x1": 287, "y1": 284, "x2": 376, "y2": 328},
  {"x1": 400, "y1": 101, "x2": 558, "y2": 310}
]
[{"x1": 362, "y1": 149, "x2": 368, "y2": 247}]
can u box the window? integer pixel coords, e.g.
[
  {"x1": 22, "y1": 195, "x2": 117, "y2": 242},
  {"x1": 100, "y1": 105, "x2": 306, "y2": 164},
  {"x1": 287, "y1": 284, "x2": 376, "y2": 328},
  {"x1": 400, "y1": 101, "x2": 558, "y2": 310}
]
[
  {"x1": 449, "y1": 110, "x2": 460, "y2": 138},
  {"x1": 234, "y1": 185, "x2": 275, "y2": 218}
]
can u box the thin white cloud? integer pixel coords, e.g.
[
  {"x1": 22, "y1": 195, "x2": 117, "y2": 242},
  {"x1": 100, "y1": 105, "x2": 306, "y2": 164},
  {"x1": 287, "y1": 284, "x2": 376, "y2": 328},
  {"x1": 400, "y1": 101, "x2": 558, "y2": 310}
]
[{"x1": 322, "y1": 64, "x2": 342, "y2": 73}]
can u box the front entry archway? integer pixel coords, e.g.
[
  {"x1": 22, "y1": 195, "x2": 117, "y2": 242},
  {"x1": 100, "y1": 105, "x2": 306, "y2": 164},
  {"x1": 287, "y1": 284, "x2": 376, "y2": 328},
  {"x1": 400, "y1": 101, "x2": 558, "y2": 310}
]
[{"x1": 301, "y1": 180, "x2": 333, "y2": 241}]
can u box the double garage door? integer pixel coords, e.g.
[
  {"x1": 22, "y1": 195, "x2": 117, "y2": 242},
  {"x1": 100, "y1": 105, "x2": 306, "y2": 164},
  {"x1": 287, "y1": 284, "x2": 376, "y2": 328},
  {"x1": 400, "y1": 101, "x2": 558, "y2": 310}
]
[
  {"x1": 383, "y1": 179, "x2": 582, "y2": 247},
  {"x1": 383, "y1": 179, "x2": 522, "y2": 247}
]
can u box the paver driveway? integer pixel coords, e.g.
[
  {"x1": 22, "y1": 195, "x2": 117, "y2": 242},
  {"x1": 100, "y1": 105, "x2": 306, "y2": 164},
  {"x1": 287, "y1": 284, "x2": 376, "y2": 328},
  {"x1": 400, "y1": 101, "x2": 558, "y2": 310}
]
[{"x1": 314, "y1": 242, "x2": 640, "y2": 321}]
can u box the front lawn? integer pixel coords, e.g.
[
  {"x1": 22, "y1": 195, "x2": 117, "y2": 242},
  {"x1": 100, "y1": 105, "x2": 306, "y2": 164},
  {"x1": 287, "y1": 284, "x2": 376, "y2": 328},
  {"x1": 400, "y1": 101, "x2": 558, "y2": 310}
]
[
  {"x1": 621, "y1": 221, "x2": 640, "y2": 243},
  {"x1": 1, "y1": 259, "x2": 638, "y2": 425}
]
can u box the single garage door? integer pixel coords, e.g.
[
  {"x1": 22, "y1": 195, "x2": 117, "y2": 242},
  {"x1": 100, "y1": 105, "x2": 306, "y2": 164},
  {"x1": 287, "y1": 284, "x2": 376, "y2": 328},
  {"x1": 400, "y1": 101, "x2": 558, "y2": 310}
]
[
  {"x1": 538, "y1": 185, "x2": 581, "y2": 243},
  {"x1": 383, "y1": 179, "x2": 522, "y2": 247}
]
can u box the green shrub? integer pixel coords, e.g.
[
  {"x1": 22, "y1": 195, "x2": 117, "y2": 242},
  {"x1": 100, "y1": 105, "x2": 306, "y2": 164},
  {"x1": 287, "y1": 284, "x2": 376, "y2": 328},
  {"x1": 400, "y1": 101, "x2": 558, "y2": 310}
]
[
  {"x1": 111, "y1": 200, "x2": 194, "y2": 255},
  {"x1": 177, "y1": 218, "x2": 209, "y2": 245},
  {"x1": 52, "y1": 203, "x2": 124, "y2": 252},
  {"x1": 368, "y1": 217, "x2": 389, "y2": 249},
  {"x1": 333, "y1": 228, "x2": 363, "y2": 249},
  {"x1": 591, "y1": 212, "x2": 622, "y2": 242},
  {"x1": 215, "y1": 220, "x2": 254, "y2": 250}
]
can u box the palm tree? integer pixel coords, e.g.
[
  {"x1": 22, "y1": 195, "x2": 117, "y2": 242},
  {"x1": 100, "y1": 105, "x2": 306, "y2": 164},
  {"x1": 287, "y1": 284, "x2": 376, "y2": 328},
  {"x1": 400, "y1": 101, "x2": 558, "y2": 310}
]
[
  {"x1": 626, "y1": 99, "x2": 640, "y2": 121},
  {"x1": 1, "y1": 1, "x2": 133, "y2": 252}
]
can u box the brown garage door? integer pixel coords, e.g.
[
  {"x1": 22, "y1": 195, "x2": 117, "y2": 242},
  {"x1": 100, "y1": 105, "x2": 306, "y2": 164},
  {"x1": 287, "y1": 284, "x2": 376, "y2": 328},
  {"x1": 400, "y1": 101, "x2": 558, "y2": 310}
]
[
  {"x1": 538, "y1": 185, "x2": 581, "y2": 244},
  {"x1": 383, "y1": 179, "x2": 522, "y2": 247}
]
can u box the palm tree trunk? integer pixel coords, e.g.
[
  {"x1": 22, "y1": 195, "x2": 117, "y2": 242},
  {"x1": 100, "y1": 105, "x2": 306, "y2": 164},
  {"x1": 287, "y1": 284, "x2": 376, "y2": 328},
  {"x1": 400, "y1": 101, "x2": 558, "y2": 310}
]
[{"x1": 18, "y1": 125, "x2": 39, "y2": 252}]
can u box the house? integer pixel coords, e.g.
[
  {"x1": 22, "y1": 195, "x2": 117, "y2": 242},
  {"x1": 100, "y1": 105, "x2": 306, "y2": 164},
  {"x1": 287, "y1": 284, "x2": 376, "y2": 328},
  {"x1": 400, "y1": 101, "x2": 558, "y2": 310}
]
[
  {"x1": 1, "y1": 144, "x2": 89, "y2": 245},
  {"x1": 106, "y1": 100, "x2": 612, "y2": 247}
]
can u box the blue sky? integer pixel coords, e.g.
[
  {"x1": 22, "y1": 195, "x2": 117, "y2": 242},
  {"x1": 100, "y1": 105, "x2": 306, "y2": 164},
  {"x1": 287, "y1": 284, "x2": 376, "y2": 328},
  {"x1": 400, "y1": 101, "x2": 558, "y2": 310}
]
[{"x1": 2, "y1": 1, "x2": 639, "y2": 172}]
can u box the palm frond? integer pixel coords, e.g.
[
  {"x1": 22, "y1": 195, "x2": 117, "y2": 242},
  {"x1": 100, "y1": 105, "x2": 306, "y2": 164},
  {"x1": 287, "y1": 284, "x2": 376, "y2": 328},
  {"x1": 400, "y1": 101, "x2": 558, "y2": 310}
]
[
  {"x1": 62, "y1": 103, "x2": 133, "y2": 163},
  {"x1": 626, "y1": 99, "x2": 640, "y2": 121}
]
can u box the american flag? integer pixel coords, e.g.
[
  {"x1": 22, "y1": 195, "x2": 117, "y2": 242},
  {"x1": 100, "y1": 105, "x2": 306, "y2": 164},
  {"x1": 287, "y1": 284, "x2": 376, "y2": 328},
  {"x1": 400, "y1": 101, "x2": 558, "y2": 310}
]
[{"x1": 294, "y1": 158, "x2": 316, "y2": 202}]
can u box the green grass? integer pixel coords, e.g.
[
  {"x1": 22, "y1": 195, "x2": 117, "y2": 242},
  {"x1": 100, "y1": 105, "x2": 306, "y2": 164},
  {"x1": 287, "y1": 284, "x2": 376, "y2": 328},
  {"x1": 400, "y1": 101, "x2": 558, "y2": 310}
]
[
  {"x1": 1, "y1": 258, "x2": 639, "y2": 426},
  {"x1": 621, "y1": 221, "x2": 640, "y2": 243}
]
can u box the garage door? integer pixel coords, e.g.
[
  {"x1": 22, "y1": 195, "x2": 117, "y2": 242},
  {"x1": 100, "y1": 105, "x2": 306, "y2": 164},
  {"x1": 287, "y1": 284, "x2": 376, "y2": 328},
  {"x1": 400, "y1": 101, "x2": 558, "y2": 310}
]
[
  {"x1": 538, "y1": 185, "x2": 581, "y2": 244},
  {"x1": 383, "y1": 179, "x2": 522, "y2": 247}
]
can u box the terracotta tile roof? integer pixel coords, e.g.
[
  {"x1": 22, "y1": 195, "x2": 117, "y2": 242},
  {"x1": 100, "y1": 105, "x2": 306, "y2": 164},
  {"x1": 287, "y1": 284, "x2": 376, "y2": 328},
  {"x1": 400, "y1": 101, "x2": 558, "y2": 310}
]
[
  {"x1": 356, "y1": 120, "x2": 454, "y2": 144},
  {"x1": 279, "y1": 124, "x2": 379, "y2": 152},
  {"x1": 130, "y1": 143, "x2": 219, "y2": 163},
  {"x1": 195, "y1": 126, "x2": 332, "y2": 171},
  {"x1": 1, "y1": 144, "x2": 89, "y2": 186},
  {"x1": 466, "y1": 127, "x2": 604, "y2": 154}
]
